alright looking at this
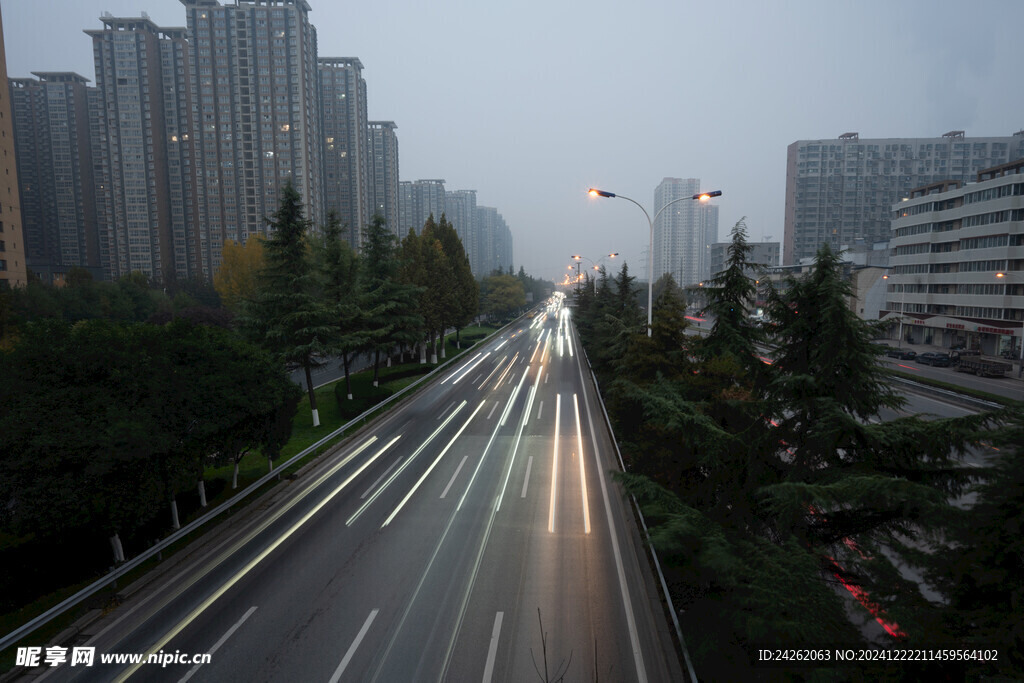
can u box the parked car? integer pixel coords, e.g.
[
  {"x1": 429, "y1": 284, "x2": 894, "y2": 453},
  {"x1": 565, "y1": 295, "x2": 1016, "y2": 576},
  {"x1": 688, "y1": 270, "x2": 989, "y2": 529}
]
[
  {"x1": 916, "y1": 352, "x2": 952, "y2": 367},
  {"x1": 886, "y1": 348, "x2": 917, "y2": 360}
]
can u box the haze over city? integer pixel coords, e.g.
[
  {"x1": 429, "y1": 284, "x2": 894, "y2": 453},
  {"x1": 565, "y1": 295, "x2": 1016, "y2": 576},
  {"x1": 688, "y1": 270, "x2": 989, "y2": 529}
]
[{"x1": 3, "y1": 0, "x2": 1022, "y2": 281}]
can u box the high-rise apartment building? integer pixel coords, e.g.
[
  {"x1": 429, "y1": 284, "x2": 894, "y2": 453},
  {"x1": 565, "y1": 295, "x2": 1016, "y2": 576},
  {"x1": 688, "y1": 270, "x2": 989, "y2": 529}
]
[
  {"x1": 398, "y1": 179, "x2": 445, "y2": 235},
  {"x1": 87, "y1": 15, "x2": 197, "y2": 283},
  {"x1": 182, "y1": 0, "x2": 323, "y2": 276},
  {"x1": 368, "y1": 121, "x2": 399, "y2": 237},
  {"x1": 652, "y1": 177, "x2": 718, "y2": 287},
  {"x1": 709, "y1": 240, "x2": 779, "y2": 280},
  {"x1": 475, "y1": 205, "x2": 512, "y2": 275},
  {"x1": 9, "y1": 73, "x2": 102, "y2": 278},
  {"x1": 445, "y1": 189, "x2": 476, "y2": 272},
  {"x1": 784, "y1": 131, "x2": 1024, "y2": 265},
  {"x1": 319, "y1": 57, "x2": 367, "y2": 246},
  {"x1": 0, "y1": 5, "x2": 27, "y2": 287}
]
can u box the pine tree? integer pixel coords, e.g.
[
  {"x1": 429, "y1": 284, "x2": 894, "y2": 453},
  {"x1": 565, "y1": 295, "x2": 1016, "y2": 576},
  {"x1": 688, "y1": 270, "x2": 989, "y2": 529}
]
[
  {"x1": 318, "y1": 211, "x2": 368, "y2": 400},
  {"x1": 240, "y1": 181, "x2": 332, "y2": 427}
]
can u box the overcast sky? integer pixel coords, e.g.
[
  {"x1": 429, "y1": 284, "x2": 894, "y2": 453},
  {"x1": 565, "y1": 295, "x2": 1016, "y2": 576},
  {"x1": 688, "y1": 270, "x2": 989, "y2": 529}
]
[{"x1": 3, "y1": 0, "x2": 1023, "y2": 282}]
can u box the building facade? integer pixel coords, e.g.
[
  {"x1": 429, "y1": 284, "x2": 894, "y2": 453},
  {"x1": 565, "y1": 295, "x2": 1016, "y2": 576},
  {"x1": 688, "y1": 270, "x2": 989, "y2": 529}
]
[
  {"x1": 884, "y1": 159, "x2": 1024, "y2": 355},
  {"x1": 9, "y1": 73, "x2": 102, "y2": 277},
  {"x1": 475, "y1": 205, "x2": 512, "y2": 275},
  {"x1": 368, "y1": 121, "x2": 399, "y2": 238},
  {"x1": 319, "y1": 57, "x2": 367, "y2": 247},
  {"x1": 86, "y1": 15, "x2": 197, "y2": 283},
  {"x1": 0, "y1": 5, "x2": 26, "y2": 287},
  {"x1": 652, "y1": 177, "x2": 718, "y2": 287},
  {"x1": 708, "y1": 240, "x2": 779, "y2": 281},
  {"x1": 182, "y1": 0, "x2": 323, "y2": 277},
  {"x1": 398, "y1": 178, "x2": 445, "y2": 235},
  {"x1": 784, "y1": 131, "x2": 1024, "y2": 265},
  {"x1": 444, "y1": 189, "x2": 476, "y2": 273}
]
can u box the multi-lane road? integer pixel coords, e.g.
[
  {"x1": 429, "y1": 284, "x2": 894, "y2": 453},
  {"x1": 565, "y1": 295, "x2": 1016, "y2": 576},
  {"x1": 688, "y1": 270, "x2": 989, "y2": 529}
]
[{"x1": 37, "y1": 298, "x2": 682, "y2": 682}]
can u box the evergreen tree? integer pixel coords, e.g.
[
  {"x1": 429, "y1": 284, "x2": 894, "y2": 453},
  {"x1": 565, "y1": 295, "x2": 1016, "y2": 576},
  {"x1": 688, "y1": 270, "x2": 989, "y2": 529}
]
[
  {"x1": 363, "y1": 214, "x2": 422, "y2": 380},
  {"x1": 240, "y1": 181, "x2": 332, "y2": 427},
  {"x1": 431, "y1": 214, "x2": 478, "y2": 348},
  {"x1": 318, "y1": 211, "x2": 369, "y2": 399}
]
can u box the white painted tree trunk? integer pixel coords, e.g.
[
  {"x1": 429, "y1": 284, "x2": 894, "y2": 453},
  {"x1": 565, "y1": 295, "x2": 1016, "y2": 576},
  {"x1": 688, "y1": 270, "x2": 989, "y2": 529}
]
[
  {"x1": 170, "y1": 498, "x2": 180, "y2": 530},
  {"x1": 373, "y1": 379, "x2": 378, "y2": 387},
  {"x1": 109, "y1": 533, "x2": 125, "y2": 564},
  {"x1": 430, "y1": 335, "x2": 438, "y2": 364},
  {"x1": 419, "y1": 341, "x2": 427, "y2": 364},
  {"x1": 232, "y1": 462, "x2": 239, "y2": 489},
  {"x1": 387, "y1": 354, "x2": 392, "y2": 367},
  {"x1": 311, "y1": 408, "x2": 320, "y2": 428},
  {"x1": 198, "y1": 479, "x2": 207, "y2": 508},
  {"x1": 268, "y1": 456, "x2": 274, "y2": 473},
  {"x1": 440, "y1": 336, "x2": 446, "y2": 359},
  {"x1": 347, "y1": 393, "x2": 353, "y2": 400}
]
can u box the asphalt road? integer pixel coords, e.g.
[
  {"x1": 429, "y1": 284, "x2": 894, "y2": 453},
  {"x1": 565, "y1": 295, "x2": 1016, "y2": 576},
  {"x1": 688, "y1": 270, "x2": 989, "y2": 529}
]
[{"x1": 37, "y1": 301, "x2": 680, "y2": 682}]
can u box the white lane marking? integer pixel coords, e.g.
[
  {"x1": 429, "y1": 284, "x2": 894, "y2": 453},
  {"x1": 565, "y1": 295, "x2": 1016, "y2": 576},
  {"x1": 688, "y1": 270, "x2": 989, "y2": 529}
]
[
  {"x1": 500, "y1": 368, "x2": 530, "y2": 427},
  {"x1": 346, "y1": 405, "x2": 465, "y2": 526},
  {"x1": 383, "y1": 401, "x2": 486, "y2": 526},
  {"x1": 573, "y1": 394, "x2": 591, "y2": 534},
  {"x1": 360, "y1": 457, "x2": 403, "y2": 499},
  {"x1": 328, "y1": 609, "x2": 379, "y2": 683},
  {"x1": 440, "y1": 401, "x2": 455, "y2": 419},
  {"x1": 549, "y1": 394, "x2": 561, "y2": 533},
  {"x1": 481, "y1": 612, "x2": 504, "y2": 683},
  {"x1": 453, "y1": 352, "x2": 490, "y2": 385},
  {"x1": 493, "y1": 367, "x2": 540, "y2": 511},
  {"x1": 487, "y1": 401, "x2": 499, "y2": 419},
  {"x1": 537, "y1": 400, "x2": 544, "y2": 420},
  {"x1": 117, "y1": 437, "x2": 400, "y2": 683},
  {"x1": 521, "y1": 456, "x2": 533, "y2": 498},
  {"x1": 576, "y1": 353, "x2": 648, "y2": 682},
  {"x1": 478, "y1": 354, "x2": 508, "y2": 390},
  {"x1": 441, "y1": 455, "x2": 469, "y2": 498},
  {"x1": 490, "y1": 352, "x2": 519, "y2": 391},
  {"x1": 472, "y1": 373, "x2": 482, "y2": 384},
  {"x1": 544, "y1": 371, "x2": 549, "y2": 384},
  {"x1": 530, "y1": 339, "x2": 542, "y2": 363},
  {"x1": 494, "y1": 339, "x2": 508, "y2": 351},
  {"x1": 177, "y1": 606, "x2": 257, "y2": 683}
]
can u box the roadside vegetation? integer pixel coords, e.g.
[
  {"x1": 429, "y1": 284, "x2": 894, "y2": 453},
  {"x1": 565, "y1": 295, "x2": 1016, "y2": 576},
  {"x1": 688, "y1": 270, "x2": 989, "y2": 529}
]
[
  {"x1": 574, "y1": 220, "x2": 1022, "y2": 680},
  {"x1": 0, "y1": 181, "x2": 546, "y2": 653}
]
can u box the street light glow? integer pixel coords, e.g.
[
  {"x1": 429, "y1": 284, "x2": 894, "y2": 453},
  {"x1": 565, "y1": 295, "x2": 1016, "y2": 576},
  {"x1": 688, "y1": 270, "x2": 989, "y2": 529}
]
[{"x1": 587, "y1": 188, "x2": 616, "y2": 198}]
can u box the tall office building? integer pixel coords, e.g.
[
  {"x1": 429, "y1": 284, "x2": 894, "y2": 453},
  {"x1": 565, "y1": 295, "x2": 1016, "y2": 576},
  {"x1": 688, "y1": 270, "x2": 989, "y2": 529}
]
[
  {"x1": 652, "y1": 177, "x2": 718, "y2": 287},
  {"x1": 9, "y1": 73, "x2": 102, "y2": 278},
  {"x1": 445, "y1": 189, "x2": 476, "y2": 272},
  {"x1": 368, "y1": 121, "x2": 399, "y2": 238},
  {"x1": 87, "y1": 15, "x2": 198, "y2": 283},
  {"x1": 182, "y1": 0, "x2": 323, "y2": 276},
  {"x1": 0, "y1": 5, "x2": 27, "y2": 287},
  {"x1": 398, "y1": 178, "x2": 445, "y2": 235},
  {"x1": 784, "y1": 131, "x2": 1024, "y2": 265},
  {"x1": 319, "y1": 57, "x2": 367, "y2": 246}
]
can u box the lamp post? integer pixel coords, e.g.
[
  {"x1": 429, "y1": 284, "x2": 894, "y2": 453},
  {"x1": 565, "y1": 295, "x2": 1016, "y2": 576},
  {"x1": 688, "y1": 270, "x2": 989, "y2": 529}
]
[
  {"x1": 996, "y1": 271, "x2": 1024, "y2": 378},
  {"x1": 588, "y1": 188, "x2": 721, "y2": 336},
  {"x1": 571, "y1": 253, "x2": 618, "y2": 284}
]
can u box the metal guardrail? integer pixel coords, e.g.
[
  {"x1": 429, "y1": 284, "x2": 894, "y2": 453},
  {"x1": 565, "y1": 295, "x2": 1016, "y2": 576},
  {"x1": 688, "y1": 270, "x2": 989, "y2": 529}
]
[
  {"x1": 0, "y1": 319, "x2": 526, "y2": 654},
  {"x1": 578, "y1": 346, "x2": 699, "y2": 683},
  {"x1": 886, "y1": 375, "x2": 1006, "y2": 412}
]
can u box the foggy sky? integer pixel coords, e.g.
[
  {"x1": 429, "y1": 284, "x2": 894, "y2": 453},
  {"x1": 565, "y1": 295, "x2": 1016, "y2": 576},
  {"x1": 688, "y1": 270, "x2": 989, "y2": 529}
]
[{"x1": 4, "y1": 0, "x2": 1023, "y2": 283}]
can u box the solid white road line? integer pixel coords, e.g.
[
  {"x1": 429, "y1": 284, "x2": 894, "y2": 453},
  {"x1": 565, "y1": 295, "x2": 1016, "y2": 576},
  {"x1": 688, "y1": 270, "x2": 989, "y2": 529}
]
[
  {"x1": 360, "y1": 457, "x2": 403, "y2": 499},
  {"x1": 383, "y1": 401, "x2": 486, "y2": 527},
  {"x1": 115, "y1": 437, "x2": 400, "y2": 683},
  {"x1": 442, "y1": 352, "x2": 482, "y2": 384},
  {"x1": 441, "y1": 455, "x2": 469, "y2": 498},
  {"x1": 575, "y1": 351, "x2": 648, "y2": 682},
  {"x1": 177, "y1": 606, "x2": 257, "y2": 683},
  {"x1": 487, "y1": 400, "x2": 499, "y2": 419},
  {"x1": 549, "y1": 394, "x2": 561, "y2": 533},
  {"x1": 328, "y1": 609, "x2": 379, "y2": 683},
  {"x1": 573, "y1": 394, "x2": 591, "y2": 534},
  {"x1": 521, "y1": 456, "x2": 533, "y2": 498},
  {"x1": 481, "y1": 612, "x2": 504, "y2": 683}
]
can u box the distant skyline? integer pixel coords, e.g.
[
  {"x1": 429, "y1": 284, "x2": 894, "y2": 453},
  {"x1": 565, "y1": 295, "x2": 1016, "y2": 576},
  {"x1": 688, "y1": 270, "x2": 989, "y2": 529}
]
[{"x1": 3, "y1": 0, "x2": 1023, "y2": 282}]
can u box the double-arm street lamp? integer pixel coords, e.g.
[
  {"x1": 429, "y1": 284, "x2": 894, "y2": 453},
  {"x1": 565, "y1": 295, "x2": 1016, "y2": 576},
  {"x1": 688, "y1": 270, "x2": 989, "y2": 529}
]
[
  {"x1": 587, "y1": 188, "x2": 722, "y2": 336},
  {"x1": 570, "y1": 252, "x2": 619, "y2": 287}
]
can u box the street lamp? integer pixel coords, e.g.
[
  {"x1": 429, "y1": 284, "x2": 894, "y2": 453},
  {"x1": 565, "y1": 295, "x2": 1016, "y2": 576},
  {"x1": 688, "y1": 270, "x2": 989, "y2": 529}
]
[
  {"x1": 587, "y1": 188, "x2": 722, "y2": 336},
  {"x1": 996, "y1": 271, "x2": 1024, "y2": 378}
]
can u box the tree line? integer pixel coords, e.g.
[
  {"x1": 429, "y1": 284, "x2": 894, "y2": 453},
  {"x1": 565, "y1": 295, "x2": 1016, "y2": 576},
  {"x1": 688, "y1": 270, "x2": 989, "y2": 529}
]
[{"x1": 573, "y1": 220, "x2": 1022, "y2": 679}]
